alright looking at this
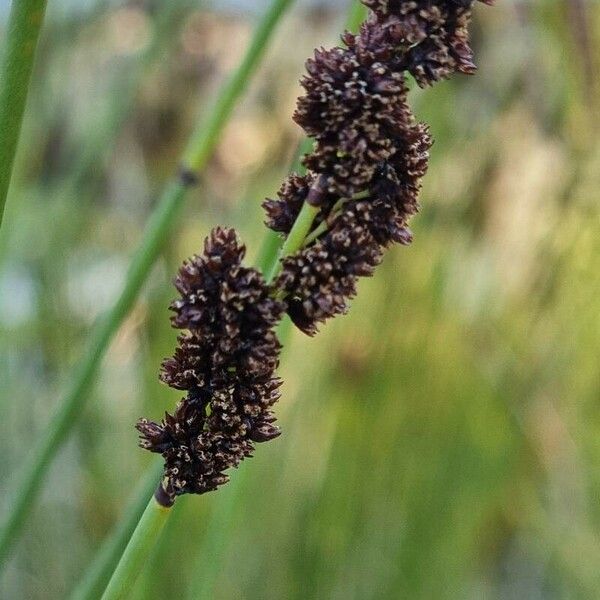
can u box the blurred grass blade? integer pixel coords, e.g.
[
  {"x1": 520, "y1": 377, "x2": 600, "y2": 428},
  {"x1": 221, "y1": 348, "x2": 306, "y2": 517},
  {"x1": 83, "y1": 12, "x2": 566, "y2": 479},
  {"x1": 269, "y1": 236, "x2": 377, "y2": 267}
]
[
  {"x1": 69, "y1": 463, "x2": 163, "y2": 600},
  {"x1": 0, "y1": 0, "x2": 295, "y2": 569},
  {"x1": 65, "y1": 13, "x2": 194, "y2": 596},
  {"x1": 185, "y1": 456, "x2": 251, "y2": 599},
  {"x1": 0, "y1": 0, "x2": 49, "y2": 230}
]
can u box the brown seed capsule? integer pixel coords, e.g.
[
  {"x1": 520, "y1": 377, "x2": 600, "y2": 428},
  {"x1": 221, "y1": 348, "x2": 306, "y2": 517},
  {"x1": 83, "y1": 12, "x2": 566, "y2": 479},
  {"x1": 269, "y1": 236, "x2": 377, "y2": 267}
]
[
  {"x1": 249, "y1": 422, "x2": 282, "y2": 443},
  {"x1": 277, "y1": 213, "x2": 383, "y2": 335}
]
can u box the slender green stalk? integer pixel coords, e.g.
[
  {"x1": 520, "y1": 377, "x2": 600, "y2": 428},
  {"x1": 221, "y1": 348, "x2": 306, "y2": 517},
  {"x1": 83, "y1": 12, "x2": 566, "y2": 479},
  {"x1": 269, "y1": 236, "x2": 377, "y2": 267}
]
[
  {"x1": 0, "y1": 0, "x2": 48, "y2": 229},
  {"x1": 302, "y1": 212, "x2": 333, "y2": 247},
  {"x1": 100, "y1": 496, "x2": 172, "y2": 600},
  {"x1": 302, "y1": 189, "x2": 370, "y2": 247},
  {"x1": 260, "y1": 137, "x2": 315, "y2": 280},
  {"x1": 267, "y1": 201, "x2": 320, "y2": 283},
  {"x1": 69, "y1": 463, "x2": 163, "y2": 600},
  {"x1": 128, "y1": 498, "x2": 188, "y2": 600},
  {"x1": 0, "y1": 0, "x2": 294, "y2": 569}
]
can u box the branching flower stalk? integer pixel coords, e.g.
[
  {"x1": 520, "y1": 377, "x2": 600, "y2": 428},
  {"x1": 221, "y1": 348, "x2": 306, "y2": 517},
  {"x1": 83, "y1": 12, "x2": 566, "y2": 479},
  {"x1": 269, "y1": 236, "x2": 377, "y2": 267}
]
[{"x1": 103, "y1": 1, "x2": 490, "y2": 597}]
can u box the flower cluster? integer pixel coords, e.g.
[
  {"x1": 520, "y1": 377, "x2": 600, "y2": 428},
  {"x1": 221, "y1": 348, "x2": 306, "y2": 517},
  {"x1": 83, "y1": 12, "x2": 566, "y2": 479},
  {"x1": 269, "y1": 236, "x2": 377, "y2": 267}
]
[
  {"x1": 137, "y1": 228, "x2": 284, "y2": 502},
  {"x1": 265, "y1": 0, "x2": 488, "y2": 335},
  {"x1": 139, "y1": 0, "x2": 488, "y2": 500},
  {"x1": 362, "y1": 0, "x2": 491, "y2": 87}
]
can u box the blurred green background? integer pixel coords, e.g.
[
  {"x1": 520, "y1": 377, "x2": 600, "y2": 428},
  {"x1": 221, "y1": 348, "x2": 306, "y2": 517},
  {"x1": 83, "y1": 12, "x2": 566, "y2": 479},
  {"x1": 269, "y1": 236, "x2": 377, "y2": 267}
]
[{"x1": 1, "y1": 0, "x2": 599, "y2": 598}]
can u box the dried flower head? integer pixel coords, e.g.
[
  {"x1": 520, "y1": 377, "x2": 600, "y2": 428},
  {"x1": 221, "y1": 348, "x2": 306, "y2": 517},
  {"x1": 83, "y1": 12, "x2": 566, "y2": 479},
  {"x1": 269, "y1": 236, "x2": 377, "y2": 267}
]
[
  {"x1": 264, "y1": 13, "x2": 433, "y2": 334},
  {"x1": 262, "y1": 0, "x2": 490, "y2": 335},
  {"x1": 137, "y1": 228, "x2": 284, "y2": 503},
  {"x1": 277, "y1": 213, "x2": 383, "y2": 335},
  {"x1": 360, "y1": 0, "x2": 491, "y2": 86},
  {"x1": 295, "y1": 42, "x2": 416, "y2": 198},
  {"x1": 163, "y1": 227, "x2": 284, "y2": 385},
  {"x1": 137, "y1": 379, "x2": 282, "y2": 497},
  {"x1": 263, "y1": 173, "x2": 316, "y2": 234}
]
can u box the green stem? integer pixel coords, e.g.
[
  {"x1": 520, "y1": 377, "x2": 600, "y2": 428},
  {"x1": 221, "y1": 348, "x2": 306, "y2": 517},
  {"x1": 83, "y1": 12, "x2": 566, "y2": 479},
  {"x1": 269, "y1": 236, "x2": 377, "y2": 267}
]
[
  {"x1": 0, "y1": 0, "x2": 49, "y2": 230},
  {"x1": 302, "y1": 189, "x2": 371, "y2": 247},
  {"x1": 266, "y1": 201, "x2": 320, "y2": 283},
  {"x1": 100, "y1": 495, "x2": 172, "y2": 600},
  {"x1": 0, "y1": 0, "x2": 294, "y2": 569},
  {"x1": 302, "y1": 213, "x2": 332, "y2": 248},
  {"x1": 265, "y1": 182, "x2": 372, "y2": 282},
  {"x1": 69, "y1": 463, "x2": 163, "y2": 600}
]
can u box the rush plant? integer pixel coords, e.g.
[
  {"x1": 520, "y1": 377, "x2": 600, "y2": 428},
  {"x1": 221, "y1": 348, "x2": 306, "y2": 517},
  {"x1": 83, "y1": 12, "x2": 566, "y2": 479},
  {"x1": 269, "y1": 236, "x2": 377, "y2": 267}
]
[{"x1": 102, "y1": 1, "x2": 491, "y2": 598}]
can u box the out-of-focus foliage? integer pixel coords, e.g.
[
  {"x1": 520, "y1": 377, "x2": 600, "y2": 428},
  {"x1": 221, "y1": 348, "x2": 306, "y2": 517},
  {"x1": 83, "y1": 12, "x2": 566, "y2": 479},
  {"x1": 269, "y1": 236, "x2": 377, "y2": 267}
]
[{"x1": 0, "y1": 1, "x2": 599, "y2": 598}]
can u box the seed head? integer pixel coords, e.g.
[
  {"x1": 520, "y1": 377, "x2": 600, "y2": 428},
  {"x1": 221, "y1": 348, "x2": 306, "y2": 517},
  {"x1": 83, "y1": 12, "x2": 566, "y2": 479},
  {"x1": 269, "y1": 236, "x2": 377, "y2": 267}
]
[
  {"x1": 360, "y1": 0, "x2": 489, "y2": 86},
  {"x1": 277, "y1": 213, "x2": 383, "y2": 335},
  {"x1": 137, "y1": 378, "x2": 282, "y2": 497},
  {"x1": 295, "y1": 43, "x2": 414, "y2": 198},
  {"x1": 138, "y1": 228, "x2": 285, "y2": 501}
]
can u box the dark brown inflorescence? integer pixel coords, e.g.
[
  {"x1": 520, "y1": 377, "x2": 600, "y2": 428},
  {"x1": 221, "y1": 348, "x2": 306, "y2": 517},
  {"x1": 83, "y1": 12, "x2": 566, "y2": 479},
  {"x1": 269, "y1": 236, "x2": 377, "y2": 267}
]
[
  {"x1": 264, "y1": 0, "x2": 486, "y2": 335},
  {"x1": 361, "y1": 0, "x2": 492, "y2": 87},
  {"x1": 277, "y1": 212, "x2": 384, "y2": 335},
  {"x1": 140, "y1": 0, "x2": 488, "y2": 501},
  {"x1": 137, "y1": 228, "x2": 285, "y2": 502}
]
